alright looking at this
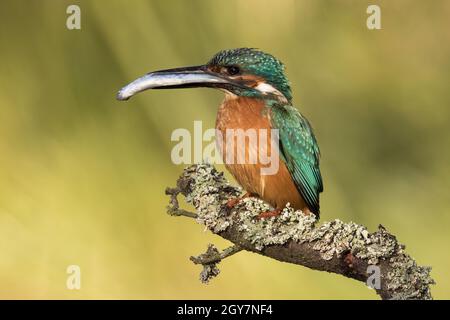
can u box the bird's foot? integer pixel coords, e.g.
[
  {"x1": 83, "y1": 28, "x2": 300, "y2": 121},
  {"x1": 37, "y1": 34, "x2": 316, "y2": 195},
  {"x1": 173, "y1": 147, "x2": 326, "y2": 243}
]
[
  {"x1": 257, "y1": 208, "x2": 282, "y2": 219},
  {"x1": 226, "y1": 192, "x2": 254, "y2": 209}
]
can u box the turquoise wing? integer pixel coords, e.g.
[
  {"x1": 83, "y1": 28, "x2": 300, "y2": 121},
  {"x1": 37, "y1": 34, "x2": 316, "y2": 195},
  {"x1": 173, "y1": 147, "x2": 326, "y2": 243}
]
[{"x1": 270, "y1": 104, "x2": 323, "y2": 215}]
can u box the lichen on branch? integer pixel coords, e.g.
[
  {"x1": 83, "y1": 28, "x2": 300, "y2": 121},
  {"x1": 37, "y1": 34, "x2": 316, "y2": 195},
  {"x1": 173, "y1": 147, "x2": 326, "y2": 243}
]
[{"x1": 166, "y1": 164, "x2": 434, "y2": 300}]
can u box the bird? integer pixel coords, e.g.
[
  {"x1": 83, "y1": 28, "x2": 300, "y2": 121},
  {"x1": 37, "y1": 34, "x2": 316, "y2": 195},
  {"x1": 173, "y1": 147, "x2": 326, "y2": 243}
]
[{"x1": 117, "y1": 48, "x2": 323, "y2": 218}]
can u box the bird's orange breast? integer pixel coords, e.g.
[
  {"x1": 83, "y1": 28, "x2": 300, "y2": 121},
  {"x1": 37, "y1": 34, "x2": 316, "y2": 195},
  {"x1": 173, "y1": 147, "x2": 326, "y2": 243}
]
[{"x1": 215, "y1": 96, "x2": 309, "y2": 212}]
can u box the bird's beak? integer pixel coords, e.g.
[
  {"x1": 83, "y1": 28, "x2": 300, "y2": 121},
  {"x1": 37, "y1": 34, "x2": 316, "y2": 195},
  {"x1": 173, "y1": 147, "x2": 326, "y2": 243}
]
[{"x1": 116, "y1": 65, "x2": 241, "y2": 101}]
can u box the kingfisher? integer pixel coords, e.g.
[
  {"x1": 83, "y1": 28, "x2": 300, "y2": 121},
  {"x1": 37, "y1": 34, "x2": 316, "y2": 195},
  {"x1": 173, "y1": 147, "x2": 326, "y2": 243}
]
[{"x1": 117, "y1": 48, "x2": 323, "y2": 218}]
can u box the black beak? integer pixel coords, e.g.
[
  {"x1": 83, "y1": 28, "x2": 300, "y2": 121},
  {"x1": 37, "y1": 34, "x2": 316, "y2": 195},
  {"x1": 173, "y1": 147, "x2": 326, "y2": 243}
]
[{"x1": 116, "y1": 65, "x2": 241, "y2": 101}]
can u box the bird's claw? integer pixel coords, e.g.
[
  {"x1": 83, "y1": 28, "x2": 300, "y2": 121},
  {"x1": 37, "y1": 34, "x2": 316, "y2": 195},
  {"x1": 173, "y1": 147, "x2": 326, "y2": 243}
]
[
  {"x1": 226, "y1": 192, "x2": 253, "y2": 209},
  {"x1": 226, "y1": 197, "x2": 241, "y2": 209},
  {"x1": 257, "y1": 208, "x2": 282, "y2": 219}
]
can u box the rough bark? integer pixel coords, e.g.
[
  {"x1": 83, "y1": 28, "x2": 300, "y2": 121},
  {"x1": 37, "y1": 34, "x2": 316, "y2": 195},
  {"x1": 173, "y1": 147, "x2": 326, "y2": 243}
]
[{"x1": 166, "y1": 164, "x2": 434, "y2": 300}]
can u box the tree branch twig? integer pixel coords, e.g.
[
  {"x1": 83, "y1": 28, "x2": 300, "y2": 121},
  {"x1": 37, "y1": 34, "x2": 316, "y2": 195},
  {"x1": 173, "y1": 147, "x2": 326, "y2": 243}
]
[
  {"x1": 166, "y1": 164, "x2": 435, "y2": 299},
  {"x1": 165, "y1": 187, "x2": 198, "y2": 218},
  {"x1": 191, "y1": 244, "x2": 243, "y2": 265}
]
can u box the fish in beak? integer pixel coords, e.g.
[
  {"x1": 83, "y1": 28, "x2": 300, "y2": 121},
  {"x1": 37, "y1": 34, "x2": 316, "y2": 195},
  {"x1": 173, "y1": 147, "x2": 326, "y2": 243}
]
[{"x1": 116, "y1": 65, "x2": 246, "y2": 101}]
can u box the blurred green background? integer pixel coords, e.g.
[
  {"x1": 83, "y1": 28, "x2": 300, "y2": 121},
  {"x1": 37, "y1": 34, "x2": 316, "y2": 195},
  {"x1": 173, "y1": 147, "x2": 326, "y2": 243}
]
[{"x1": 0, "y1": 0, "x2": 449, "y2": 299}]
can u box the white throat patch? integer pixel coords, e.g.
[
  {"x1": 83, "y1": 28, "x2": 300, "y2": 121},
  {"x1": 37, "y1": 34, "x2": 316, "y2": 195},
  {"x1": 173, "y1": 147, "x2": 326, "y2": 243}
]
[{"x1": 255, "y1": 82, "x2": 288, "y2": 103}]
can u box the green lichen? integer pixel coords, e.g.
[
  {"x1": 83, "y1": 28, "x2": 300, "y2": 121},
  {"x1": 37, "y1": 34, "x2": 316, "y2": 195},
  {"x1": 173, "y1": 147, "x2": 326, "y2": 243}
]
[
  {"x1": 386, "y1": 251, "x2": 434, "y2": 300},
  {"x1": 307, "y1": 221, "x2": 397, "y2": 264},
  {"x1": 236, "y1": 199, "x2": 316, "y2": 250},
  {"x1": 178, "y1": 164, "x2": 434, "y2": 299},
  {"x1": 196, "y1": 244, "x2": 221, "y2": 284},
  {"x1": 181, "y1": 164, "x2": 240, "y2": 233}
]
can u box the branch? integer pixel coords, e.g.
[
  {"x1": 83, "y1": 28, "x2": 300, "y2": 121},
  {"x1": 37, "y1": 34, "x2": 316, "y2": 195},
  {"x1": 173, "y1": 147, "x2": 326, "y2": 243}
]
[
  {"x1": 166, "y1": 164, "x2": 435, "y2": 299},
  {"x1": 188, "y1": 244, "x2": 242, "y2": 284}
]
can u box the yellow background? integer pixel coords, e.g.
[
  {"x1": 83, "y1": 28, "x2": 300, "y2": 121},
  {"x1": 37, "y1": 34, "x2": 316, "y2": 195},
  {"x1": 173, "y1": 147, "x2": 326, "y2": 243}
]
[{"x1": 0, "y1": 0, "x2": 449, "y2": 299}]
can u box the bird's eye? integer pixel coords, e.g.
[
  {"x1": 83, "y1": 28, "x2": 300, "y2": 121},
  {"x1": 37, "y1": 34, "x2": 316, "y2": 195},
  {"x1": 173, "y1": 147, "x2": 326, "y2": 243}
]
[{"x1": 226, "y1": 66, "x2": 240, "y2": 76}]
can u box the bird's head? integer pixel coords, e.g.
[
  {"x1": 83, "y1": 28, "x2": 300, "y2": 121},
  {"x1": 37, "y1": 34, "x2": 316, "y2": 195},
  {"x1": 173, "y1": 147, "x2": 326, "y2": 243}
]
[{"x1": 117, "y1": 48, "x2": 292, "y2": 103}]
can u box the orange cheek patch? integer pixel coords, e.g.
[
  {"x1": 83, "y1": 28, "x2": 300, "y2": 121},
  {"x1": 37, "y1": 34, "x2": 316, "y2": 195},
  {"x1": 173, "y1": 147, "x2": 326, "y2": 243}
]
[{"x1": 234, "y1": 74, "x2": 265, "y2": 88}]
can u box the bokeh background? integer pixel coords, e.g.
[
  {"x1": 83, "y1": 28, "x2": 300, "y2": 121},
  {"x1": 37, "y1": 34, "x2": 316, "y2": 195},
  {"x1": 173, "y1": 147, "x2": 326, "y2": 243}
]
[{"x1": 0, "y1": 0, "x2": 449, "y2": 299}]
